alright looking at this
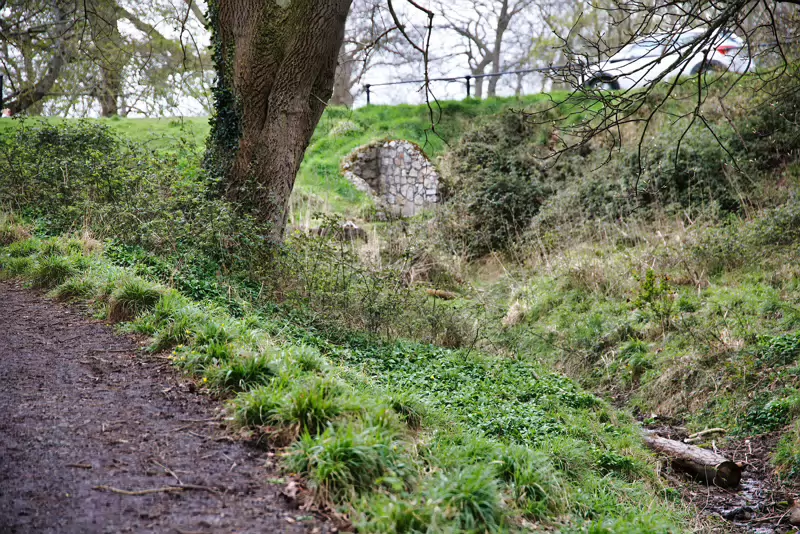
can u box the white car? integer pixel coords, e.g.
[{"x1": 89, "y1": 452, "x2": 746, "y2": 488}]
[{"x1": 583, "y1": 29, "x2": 754, "y2": 90}]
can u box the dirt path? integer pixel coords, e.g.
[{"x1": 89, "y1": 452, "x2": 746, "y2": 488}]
[{"x1": 0, "y1": 281, "x2": 324, "y2": 534}]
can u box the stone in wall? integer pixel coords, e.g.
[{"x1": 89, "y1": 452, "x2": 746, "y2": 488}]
[{"x1": 341, "y1": 140, "x2": 440, "y2": 217}]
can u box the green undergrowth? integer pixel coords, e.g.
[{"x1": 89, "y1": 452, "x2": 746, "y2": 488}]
[
  {"x1": 470, "y1": 199, "x2": 800, "y2": 477},
  {"x1": 0, "y1": 219, "x2": 689, "y2": 533}
]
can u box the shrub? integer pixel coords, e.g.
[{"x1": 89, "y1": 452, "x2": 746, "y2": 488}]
[
  {"x1": 439, "y1": 112, "x2": 553, "y2": 256},
  {"x1": 108, "y1": 278, "x2": 162, "y2": 322}
]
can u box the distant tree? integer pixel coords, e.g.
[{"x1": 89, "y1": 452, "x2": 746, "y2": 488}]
[
  {"x1": 0, "y1": 0, "x2": 210, "y2": 116},
  {"x1": 435, "y1": 0, "x2": 537, "y2": 98},
  {"x1": 331, "y1": 0, "x2": 402, "y2": 107}
]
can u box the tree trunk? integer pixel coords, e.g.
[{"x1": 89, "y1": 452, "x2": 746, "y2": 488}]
[
  {"x1": 487, "y1": 0, "x2": 510, "y2": 98},
  {"x1": 207, "y1": 0, "x2": 352, "y2": 242},
  {"x1": 98, "y1": 66, "x2": 121, "y2": 117},
  {"x1": 86, "y1": 0, "x2": 128, "y2": 117},
  {"x1": 331, "y1": 41, "x2": 355, "y2": 107},
  {"x1": 644, "y1": 434, "x2": 742, "y2": 488}
]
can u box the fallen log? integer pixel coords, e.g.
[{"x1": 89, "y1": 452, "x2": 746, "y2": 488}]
[{"x1": 644, "y1": 434, "x2": 742, "y2": 488}]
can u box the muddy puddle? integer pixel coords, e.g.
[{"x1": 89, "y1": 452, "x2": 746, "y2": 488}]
[{"x1": 645, "y1": 424, "x2": 797, "y2": 533}]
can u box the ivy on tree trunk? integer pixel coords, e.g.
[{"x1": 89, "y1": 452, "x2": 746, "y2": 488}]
[{"x1": 206, "y1": 0, "x2": 352, "y2": 242}]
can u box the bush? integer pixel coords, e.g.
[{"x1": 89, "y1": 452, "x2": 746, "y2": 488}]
[{"x1": 439, "y1": 112, "x2": 554, "y2": 256}]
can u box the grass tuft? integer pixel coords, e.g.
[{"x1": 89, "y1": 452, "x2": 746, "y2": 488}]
[
  {"x1": 31, "y1": 255, "x2": 76, "y2": 288},
  {"x1": 288, "y1": 422, "x2": 411, "y2": 504},
  {"x1": 50, "y1": 277, "x2": 96, "y2": 301},
  {"x1": 207, "y1": 354, "x2": 276, "y2": 391},
  {"x1": 108, "y1": 277, "x2": 162, "y2": 322},
  {"x1": 429, "y1": 465, "x2": 503, "y2": 532}
]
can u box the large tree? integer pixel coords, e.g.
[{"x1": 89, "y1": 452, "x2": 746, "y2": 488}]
[{"x1": 206, "y1": 0, "x2": 352, "y2": 240}]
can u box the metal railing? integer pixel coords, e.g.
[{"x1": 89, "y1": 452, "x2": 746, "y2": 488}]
[{"x1": 363, "y1": 65, "x2": 567, "y2": 105}]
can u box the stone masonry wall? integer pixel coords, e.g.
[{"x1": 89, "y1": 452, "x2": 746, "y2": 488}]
[{"x1": 341, "y1": 140, "x2": 440, "y2": 217}]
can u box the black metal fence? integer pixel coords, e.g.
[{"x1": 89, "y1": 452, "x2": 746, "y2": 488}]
[{"x1": 363, "y1": 65, "x2": 566, "y2": 105}]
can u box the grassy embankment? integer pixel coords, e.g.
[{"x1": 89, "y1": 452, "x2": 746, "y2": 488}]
[{"x1": 0, "y1": 93, "x2": 696, "y2": 532}]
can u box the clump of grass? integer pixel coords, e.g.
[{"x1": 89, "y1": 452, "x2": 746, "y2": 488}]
[
  {"x1": 232, "y1": 377, "x2": 349, "y2": 439},
  {"x1": 50, "y1": 277, "x2": 96, "y2": 301},
  {"x1": 233, "y1": 382, "x2": 288, "y2": 427},
  {"x1": 148, "y1": 291, "x2": 201, "y2": 351},
  {"x1": 39, "y1": 239, "x2": 65, "y2": 258},
  {"x1": 354, "y1": 494, "x2": 434, "y2": 534},
  {"x1": 429, "y1": 465, "x2": 503, "y2": 532},
  {"x1": 774, "y1": 421, "x2": 800, "y2": 481},
  {"x1": 195, "y1": 319, "x2": 236, "y2": 347},
  {"x1": 6, "y1": 238, "x2": 40, "y2": 257},
  {"x1": 0, "y1": 256, "x2": 33, "y2": 279},
  {"x1": 108, "y1": 277, "x2": 162, "y2": 322},
  {"x1": 282, "y1": 378, "x2": 349, "y2": 436},
  {"x1": 387, "y1": 393, "x2": 426, "y2": 430},
  {"x1": 31, "y1": 255, "x2": 76, "y2": 288},
  {"x1": 287, "y1": 344, "x2": 326, "y2": 372},
  {"x1": 207, "y1": 354, "x2": 276, "y2": 391},
  {"x1": 288, "y1": 422, "x2": 411, "y2": 504},
  {"x1": 496, "y1": 445, "x2": 565, "y2": 519}
]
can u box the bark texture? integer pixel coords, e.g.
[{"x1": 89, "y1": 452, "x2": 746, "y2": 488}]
[
  {"x1": 208, "y1": 0, "x2": 352, "y2": 241},
  {"x1": 644, "y1": 434, "x2": 742, "y2": 488}
]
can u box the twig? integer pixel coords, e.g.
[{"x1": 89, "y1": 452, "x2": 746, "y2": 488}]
[
  {"x1": 93, "y1": 485, "x2": 184, "y2": 495},
  {"x1": 94, "y1": 483, "x2": 220, "y2": 495},
  {"x1": 66, "y1": 463, "x2": 92, "y2": 469},
  {"x1": 151, "y1": 459, "x2": 182, "y2": 485}
]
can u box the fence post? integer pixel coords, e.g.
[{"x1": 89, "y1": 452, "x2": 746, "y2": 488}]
[
  {"x1": 365, "y1": 84, "x2": 371, "y2": 106},
  {"x1": 465, "y1": 76, "x2": 471, "y2": 98},
  {"x1": 0, "y1": 75, "x2": 3, "y2": 112}
]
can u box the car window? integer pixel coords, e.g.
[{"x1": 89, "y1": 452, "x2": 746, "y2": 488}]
[{"x1": 619, "y1": 41, "x2": 663, "y2": 59}]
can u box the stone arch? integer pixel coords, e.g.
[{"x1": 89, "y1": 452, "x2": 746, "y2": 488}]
[{"x1": 341, "y1": 140, "x2": 440, "y2": 217}]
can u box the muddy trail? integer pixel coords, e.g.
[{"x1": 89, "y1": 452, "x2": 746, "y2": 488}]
[
  {"x1": 0, "y1": 281, "x2": 328, "y2": 534},
  {"x1": 648, "y1": 423, "x2": 798, "y2": 533}
]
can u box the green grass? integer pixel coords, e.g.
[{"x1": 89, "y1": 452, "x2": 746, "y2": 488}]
[{"x1": 0, "y1": 225, "x2": 688, "y2": 532}]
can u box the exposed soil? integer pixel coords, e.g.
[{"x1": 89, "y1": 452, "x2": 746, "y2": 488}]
[
  {"x1": 0, "y1": 281, "x2": 328, "y2": 534},
  {"x1": 647, "y1": 422, "x2": 798, "y2": 533}
]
